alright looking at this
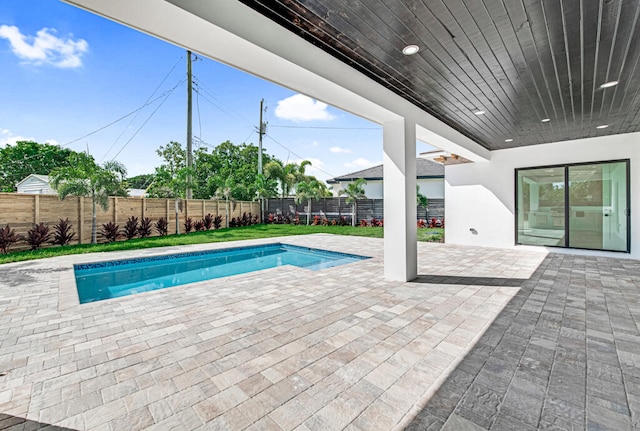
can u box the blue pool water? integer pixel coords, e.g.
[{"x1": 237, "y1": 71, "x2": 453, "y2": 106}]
[{"x1": 74, "y1": 243, "x2": 368, "y2": 304}]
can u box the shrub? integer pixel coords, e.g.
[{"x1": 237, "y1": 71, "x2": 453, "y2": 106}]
[
  {"x1": 155, "y1": 217, "x2": 168, "y2": 236},
  {"x1": 0, "y1": 224, "x2": 22, "y2": 254},
  {"x1": 253, "y1": 214, "x2": 259, "y2": 225},
  {"x1": 138, "y1": 217, "x2": 153, "y2": 238},
  {"x1": 51, "y1": 218, "x2": 76, "y2": 246},
  {"x1": 417, "y1": 219, "x2": 427, "y2": 228},
  {"x1": 322, "y1": 217, "x2": 329, "y2": 226},
  {"x1": 429, "y1": 217, "x2": 443, "y2": 228},
  {"x1": 184, "y1": 217, "x2": 193, "y2": 234},
  {"x1": 123, "y1": 216, "x2": 139, "y2": 240},
  {"x1": 229, "y1": 217, "x2": 239, "y2": 228},
  {"x1": 292, "y1": 212, "x2": 300, "y2": 225},
  {"x1": 194, "y1": 220, "x2": 205, "y2": 231},
  {"x1": 267, "y1": 213, "x2": 275, "y2": 224},
  {"x1": 360, "y1": 219, "x2": 368, "y2": 227},
  {"x1": 312, "y1": 215, "x2": 320, "y2": 226},
  {"x1": 101, "y1": 222, "x2": 120, "y2": 242},
  {"x1": 213, "y1": 215, "x2": 222, "y2": 230},
  {"x1": 371, "y1": 218, "x2": 382, "y2": 227},
  {"x1": 337, "y1": 216, "x2": 349, "y2": 226},
  {"x1": 26, "y1": 222, "x2": 52, "y2": 250},
  {"x1": 203, "y1": 213, "x2": 214, "y2": 230}
]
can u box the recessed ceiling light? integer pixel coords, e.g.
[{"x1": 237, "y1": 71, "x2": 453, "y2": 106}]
[
  {"x1": 600, "y1": 81, "x2": 619, "y2": 89},
  {"x1": 402, "y1": 45, "x2": 420, "y2": 55},
  {"x1": 504, "y1": 138, "x2": 513, "y2": 142},
  {"x1": 474, "y1": 110, "x2": 485, "y2": 115},
  {"x1": 596, "y1": 124, "x2": 609, "y2": 129},
  {"x1": 541, "y1": 118, "x2": 550, "y2": 122}
]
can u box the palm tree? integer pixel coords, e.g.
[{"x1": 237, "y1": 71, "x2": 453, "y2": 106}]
[
  {"x1": 50, "y1": 152, "x2": 127, "y2": 244},
  {"x1": 264, "y1": 160, "x2": 311, "y2": 198},
  {"x1": 214, "y1": 177, "x2": 237, "y2": 228},
  {"x1": 339, "y1": 178, "x2": 367, "y2": 227},
  {"x1": 417, "y1": 185, "x2": 429, "y2": 220},
  {"x1": 295, "y1": 177, "x2": 330, "y2": 225}
]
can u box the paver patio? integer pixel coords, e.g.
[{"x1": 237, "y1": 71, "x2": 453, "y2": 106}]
[{"x1": 0, "y1": 234, "x2": 638, "y2": 430}]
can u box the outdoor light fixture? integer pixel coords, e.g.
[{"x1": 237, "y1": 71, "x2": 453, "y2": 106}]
[
  {"x1": 600, "y1": 81, "x2": 619, "y2": 89},
  {"x1": 541, "y1": 118, "x2": 550, "y2": 122},
  {"x1": 597, "y1": 124, "x2": 609, "y2": 129},
  {"x1": 402, "y1": 45, "x2": 420, "y2": 55},
  {"x1": 473, "y1": 110, "x2": 485, "y2": 115},
  {"x1": 504, "y1": 138, "x2": 513, "y2": 142}
]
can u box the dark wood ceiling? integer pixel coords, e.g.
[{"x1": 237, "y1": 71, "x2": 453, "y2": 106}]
[{"x1": 238, "y1": 0, "x2": 640, "y2": 151}]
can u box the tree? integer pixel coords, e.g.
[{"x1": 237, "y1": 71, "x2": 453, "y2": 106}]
[
  {"x1": 196, "y1": 141, "x2": 278, "y2": 200},
  {"x1": 213, "y1": 177, "x2": 238, "y2": 228},
  {"x1": 339, "y1": 178, "x2": 367, "y2": 227},
  {"x1": 264, "y1": 160, "x2": 311, "y2": 198},
  {"x1": 127, "y1": 173, "x2": 155, "y2": 189},
  {"x1": 0, "y1": 140, "x2": 75, "y2": 192},
  {"x1": 148, "y1": 140, "x2": 278, "y2": 200},
  {"x1": 50, "y1": 153, "x2": 127, "y2": 244},
  {"x1": 417, "y1": 185, "x2": 429, "y2": 220},
  {"x1": 147, "y1": 141, "x2": 193, "y2": 198},
  {"x1": 295, "y1": 177, "x2": 330, "y2": 225}
]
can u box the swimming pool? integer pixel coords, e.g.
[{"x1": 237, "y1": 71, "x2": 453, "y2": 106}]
[{"x1": 74, "y1": 243, "x2": 369, "y2": 303}]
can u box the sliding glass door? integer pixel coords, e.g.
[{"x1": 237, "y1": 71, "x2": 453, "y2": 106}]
[{"x1": 516, "y1": 160, "x2": 629, "y2": 252}]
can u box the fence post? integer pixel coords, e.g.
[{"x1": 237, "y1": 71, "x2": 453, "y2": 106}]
[
  {"x1": 78, "y1": 196, "x2": 84, "y2": 244},
  {"x1": 34, "y1": 195, "x2": 39, "y2": 224},
  {"x1": 141, "y1": 198, "x2": 145, "y2": 219},
  {"x1": 114, "y1": 197, "x2": 118, "y2": 225},
  {"x1": 202, "y1": 200, "x2": 206, "y2": 218}
]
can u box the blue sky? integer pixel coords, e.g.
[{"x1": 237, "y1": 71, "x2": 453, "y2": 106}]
[{"x1": 0, "y1": 0, "x2": 405, "y2": 182}]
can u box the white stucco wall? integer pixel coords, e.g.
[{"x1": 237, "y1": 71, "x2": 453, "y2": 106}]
[{"x1": 445, "y1": 132, "x2": 640, "y2": 259}]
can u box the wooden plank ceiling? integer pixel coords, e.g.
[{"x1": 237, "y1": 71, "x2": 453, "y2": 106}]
[{"x1": 238, "y1": 0, "x2": 640, "y2": 151}]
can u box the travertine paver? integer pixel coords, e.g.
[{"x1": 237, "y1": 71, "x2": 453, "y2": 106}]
[
  {"x1": 405, "y1": 253, "x2": 640, "y2": 431},
  {"x1": 1, "y1": 234, "x2": 636, "y2": 430}
]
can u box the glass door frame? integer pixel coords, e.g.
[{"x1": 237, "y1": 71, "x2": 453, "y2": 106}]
[{"x1": 515, "y1": 159, "x2": 630, "y2": 253}]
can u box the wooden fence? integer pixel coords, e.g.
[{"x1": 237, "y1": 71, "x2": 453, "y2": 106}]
[{"x1": 0, "y1": 193, "x2": 259, "y2": 246}]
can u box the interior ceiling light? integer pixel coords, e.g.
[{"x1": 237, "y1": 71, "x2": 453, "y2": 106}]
[
  {"x1": 474, "y1": 110, "x2": 485, "y2": 115},
  {"x1": 600, "y1": 80, "x2": 619, "y2": 89},
  {"x1": 504, "y1": 138, "x2": 513, "y2": 142},
  {"x1": 541, "y1": 118, "x2": 550, "y2": 122},
  {"x1": 597, "y1": 124, "x2": 609, "y2": 129},
  {"x1": 402, "y1": 45, "x2": 420, "y2": 55}
]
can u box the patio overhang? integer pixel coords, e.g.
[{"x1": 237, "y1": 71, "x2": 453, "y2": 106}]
[{"x1": 63, "y1": 0, "x2": 490, "y2": 281}]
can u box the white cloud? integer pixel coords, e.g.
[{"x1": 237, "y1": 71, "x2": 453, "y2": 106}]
[
  {"x1": 0, "y1": 129, "x2": 32, "y2": 147},
  {"x1": 44, "y1": 139, "x2": 61, "y2": 147},
  {"x1": 274, "y1": 94, "x2": 335, "y2": 122},
  {"x1": 344, "y1": 158, "x2": 378, "y2": 169},
  {"x1": 0, "y1": 25, "x2": 88, "y2": 68},
  {"x1": 329, "y1": 146, "x2": 352, "y2": 154}
]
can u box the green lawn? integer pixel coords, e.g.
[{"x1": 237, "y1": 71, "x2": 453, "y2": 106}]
[{"x1": 0, "y1": 224, "x2": 444, "y2": 264}]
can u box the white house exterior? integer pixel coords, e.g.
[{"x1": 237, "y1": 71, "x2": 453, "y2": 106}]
[
  {"x1": 327, "y1": 158, "x2": 444, "y2": 200},
  {"x1": 15, "y1": 174, "x2": 56, "y2": 195}
]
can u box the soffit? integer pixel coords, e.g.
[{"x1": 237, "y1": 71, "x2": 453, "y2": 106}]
[{"x1": 238, "y1": 0, "x2": 640, "y2": 151}]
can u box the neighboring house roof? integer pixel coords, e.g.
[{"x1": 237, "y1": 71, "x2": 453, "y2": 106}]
[
  {"x1": 16, "y1": 174, "x2": 51, "y2": 188},
  {"x1": 327, "y1": 158, "x2": 444, "y2": 184}
]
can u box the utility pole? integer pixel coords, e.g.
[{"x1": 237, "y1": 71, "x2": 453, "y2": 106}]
[
  {"x1": 257, "y1": 99, "x2": 267, "y2": 223},
  {"x1": 186, "y1": 50, "x2": 193, "y2": 199},
  {"x1": 258, "y1": 98, "x2": 266, "y2": 175}
]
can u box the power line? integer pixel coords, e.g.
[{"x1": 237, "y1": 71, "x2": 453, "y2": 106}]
[
  {"x1": 110, "y1": 79, "x2": 185, "y2": 161},
  {"x1": 63, "y1": 89, "x2": 179, "y2": 148},
  {"x1": 101, "y1": 55, "x2": 184, "y2": 161},
  {"x1": 270, "y1": 125, "x2": 379, "y2": 130},
  {"x1": 265, "y1": 134, "x2": 337, "y2": 179}
]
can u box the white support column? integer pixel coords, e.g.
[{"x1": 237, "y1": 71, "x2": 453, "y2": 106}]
[{"x1": 383, "y1": 118, "x2": 417, "y2": 281}]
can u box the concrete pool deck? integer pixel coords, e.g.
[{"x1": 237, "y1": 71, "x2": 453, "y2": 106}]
[{"x1": 0, "y1": 234, "x2": 639, "y2": 430}]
